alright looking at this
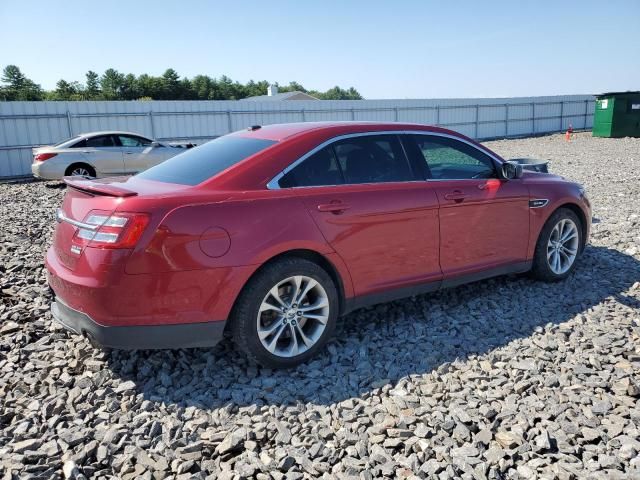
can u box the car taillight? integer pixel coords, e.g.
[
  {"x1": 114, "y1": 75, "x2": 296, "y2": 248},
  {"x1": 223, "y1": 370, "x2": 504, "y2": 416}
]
[
  {"x1": 73, "y1": 210, "x2": 149, "y2": 249},
  {"x1": 34, "y1": 153, "x2": 57, "y2": 162}
]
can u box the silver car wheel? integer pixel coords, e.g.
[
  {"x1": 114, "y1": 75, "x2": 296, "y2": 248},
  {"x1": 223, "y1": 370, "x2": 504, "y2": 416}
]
[
  {"x1": 70, "y1": 167, "x2": 91, "y2": 177},
  {"x1": 547, "y1": 218, "x2": 579, "y2": 274},
  {"x1": 256, "y1": 275, "x2": 330, "y2": 358}
]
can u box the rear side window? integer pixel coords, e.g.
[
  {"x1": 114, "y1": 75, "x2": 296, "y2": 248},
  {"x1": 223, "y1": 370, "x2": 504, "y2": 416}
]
[
  {"x1": 136, "y1": 136, "x2": 276, "y2": 185},
  {"x1": 408, "y1": 135, "x2": 497, "y2": 180},
  {"x1": 277, "y1": 134, "x2": 415, "y2": 188},
  {"x1": 85, "y1": 135, "x2": 116, "y2": 148},
  {"x1": 333, "y1": 135, "x2": 413, "y2": 184},
  {"x1": 279, "y1": 147, "x2": 343, "y2": 188}
]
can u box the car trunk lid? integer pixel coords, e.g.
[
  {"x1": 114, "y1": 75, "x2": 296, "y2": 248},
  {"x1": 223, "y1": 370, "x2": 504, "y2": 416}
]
[{"x1": 64, "y1": 176, "x2": 138, "y2": 197}]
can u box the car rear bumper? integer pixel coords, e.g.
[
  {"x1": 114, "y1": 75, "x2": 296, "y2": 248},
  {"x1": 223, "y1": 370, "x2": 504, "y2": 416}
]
[
  {"x1": 51, "y1": 296, "x2": 226, "y2": 349},
  {"x1": 45, "y1": 245, "x2": 253, "y2": 327},
  {"x1": 32, "y1": 161, "x2": 65, "y2": 180}
]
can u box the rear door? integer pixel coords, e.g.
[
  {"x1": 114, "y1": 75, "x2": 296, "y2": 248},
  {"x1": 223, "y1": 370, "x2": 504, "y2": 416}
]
[
  {"x1": 73, "y1": 134, "x2": 125, "y2": 176},
  {"x1": 404, "y1": 134, "x2": 529, "y2": 278},
  {"x1": 117, "y1": 134, "x2": 164, "y2": 174},
  {"x1": 276, "y1": 134, "x2": 441, "y2": 297}
]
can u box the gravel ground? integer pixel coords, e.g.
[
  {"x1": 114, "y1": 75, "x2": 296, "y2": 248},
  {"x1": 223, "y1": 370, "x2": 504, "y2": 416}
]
[{"x1": 1, "y1": 132, "x2": 639, "y2": 479}]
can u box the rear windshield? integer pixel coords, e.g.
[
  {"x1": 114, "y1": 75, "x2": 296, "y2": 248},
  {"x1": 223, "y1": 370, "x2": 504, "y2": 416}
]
[
  {"x1": 136, "y1": 136, "x2": 276, "y2": 185},
  {"x1": 53, "y1": 135, "x2": 82, "y2": 147}
]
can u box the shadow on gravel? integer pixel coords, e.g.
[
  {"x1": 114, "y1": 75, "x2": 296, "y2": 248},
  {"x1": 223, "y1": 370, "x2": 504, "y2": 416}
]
[{"x1": 105, "y1": 245, "x2": 639, "y2": 409}]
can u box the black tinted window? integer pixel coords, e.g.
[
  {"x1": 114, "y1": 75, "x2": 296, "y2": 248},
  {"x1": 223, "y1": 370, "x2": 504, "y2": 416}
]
[
  {"x1": 333, "y1": 135, "x2": 414, "y2": 184},
  {"x1": 409, "y1": 135, "x2": 497, "y2": 180},
  {"x1": 85, "y1": 135, "x2": 116, "y2": 147},
  {"x1": 137, "y1": 136, "x2": 276, "y2": 185},
  {"x1": 279, "y1": 147, "x2": 343, "y2": 188}
]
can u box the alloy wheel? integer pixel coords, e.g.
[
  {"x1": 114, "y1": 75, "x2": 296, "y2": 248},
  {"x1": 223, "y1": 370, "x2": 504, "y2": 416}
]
[
  {"x1": 256, "y1": 275, "x2": 329, "y2": 358},
  {"x1": 547, "y1": 218, "x2": 579, "y2": 274},
  {"x1": 71, "y1": 167, "x2": 91, "y2": 177}
]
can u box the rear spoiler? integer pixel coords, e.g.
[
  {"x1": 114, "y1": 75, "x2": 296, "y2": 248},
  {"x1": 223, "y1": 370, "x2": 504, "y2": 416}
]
[{"x1": 63, "y1": 177, "x2": 138, "y2": 197}]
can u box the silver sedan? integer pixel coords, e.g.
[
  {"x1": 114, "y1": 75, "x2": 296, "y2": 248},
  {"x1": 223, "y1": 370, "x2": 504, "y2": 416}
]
[{"x1": 31, "y1": 131, "x2": 190, "y2": 180}]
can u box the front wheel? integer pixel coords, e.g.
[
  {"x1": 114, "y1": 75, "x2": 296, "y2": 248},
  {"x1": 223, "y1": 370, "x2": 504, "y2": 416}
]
[
  {"x1": 531, "y1": 208, "x2": 582, "y2": 282},
  {"x1": 229, "y1": 258, "x2": 339, "y2": 368}
]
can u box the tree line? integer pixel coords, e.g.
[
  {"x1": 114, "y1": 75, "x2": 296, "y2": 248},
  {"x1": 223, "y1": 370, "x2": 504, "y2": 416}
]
[{"x1": 0, "y1": 65, "x2": 363, "y2": 101}]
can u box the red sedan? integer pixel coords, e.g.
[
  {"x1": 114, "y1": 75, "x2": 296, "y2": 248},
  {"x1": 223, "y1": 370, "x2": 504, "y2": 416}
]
[{"x1": 46, "y1": 122, "x2": 591, "y2": 368}]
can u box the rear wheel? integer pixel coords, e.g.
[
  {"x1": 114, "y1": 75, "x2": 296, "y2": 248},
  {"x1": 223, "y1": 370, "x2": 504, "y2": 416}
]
[
  {"x1": 65, "y1": 163, "x2": 96, "y2": 178},
  {"x1": 531, "y1": 208, "x2": 582, "y2": 282},
  {"x1": 230, "y1": 258, "x2": 339, "y2": 368}
]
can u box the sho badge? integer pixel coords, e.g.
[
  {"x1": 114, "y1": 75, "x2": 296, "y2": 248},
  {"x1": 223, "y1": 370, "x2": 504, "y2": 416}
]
[{"x1": 529, "y1": 199, "x2": 549, "y2": 208}]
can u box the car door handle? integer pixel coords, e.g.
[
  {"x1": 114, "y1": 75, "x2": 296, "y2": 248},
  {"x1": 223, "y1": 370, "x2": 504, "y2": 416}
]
[
  {"x1": 317, "y1": 202, "x2": 350, "y2": 213},
  {"x1": 444, "y1": 191, "x2": 469, "y2": 202},
  {"x1": 124, "y1": 152, "x2": 134, "y2": 155}
]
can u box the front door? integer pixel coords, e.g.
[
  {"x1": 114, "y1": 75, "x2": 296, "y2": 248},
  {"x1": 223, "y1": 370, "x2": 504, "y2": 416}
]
[
  {"x1": 117, "y1": 134, "x2": 165, "y2": 174},
  {"x1": 277, "y1": 134, "x2": 441, "y2": 297},
  {"x1": 403, "y1": 134, "x2": 529, "y2": 278}
]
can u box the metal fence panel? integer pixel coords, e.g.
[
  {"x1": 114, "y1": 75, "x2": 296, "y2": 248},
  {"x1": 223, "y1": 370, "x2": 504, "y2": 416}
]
[
  {"x1": 477, "y1": 121, "x2": 506, "y2": 139},
  {"x1": 0, "y1": 94, "x2": 595, "y2": 178}
]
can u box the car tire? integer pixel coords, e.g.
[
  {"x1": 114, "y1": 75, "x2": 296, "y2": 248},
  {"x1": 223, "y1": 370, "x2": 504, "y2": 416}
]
[
  {"x1": 229, "y1": 257, "x2": 339, "y2": 369},
  {"x1": 65, "y1": 163, "x2": 96, "y2": 178},
  {"x1": 531, "y1": 208, "x2": 583, "y2": 282}
]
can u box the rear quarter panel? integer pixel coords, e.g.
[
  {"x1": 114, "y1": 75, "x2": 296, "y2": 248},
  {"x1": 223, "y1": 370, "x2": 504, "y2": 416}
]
[
  {"x1": 123, "y1": 192, "x2": 355, "y2": 317},
  {"x1": 35, "y1": 150, "x2": 89, "y2": 178},
  {"x1": 124, "y1": 192, "x2": 353, "y2": 293}
]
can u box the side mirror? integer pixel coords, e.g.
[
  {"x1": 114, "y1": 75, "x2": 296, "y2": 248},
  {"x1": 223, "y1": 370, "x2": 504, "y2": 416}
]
[
  {"x1": 502, "y1": 161, "x2": 523, "y2": 180},
  {"x1": 150, "y1": 141, "x2": 160, "y2": 148}
]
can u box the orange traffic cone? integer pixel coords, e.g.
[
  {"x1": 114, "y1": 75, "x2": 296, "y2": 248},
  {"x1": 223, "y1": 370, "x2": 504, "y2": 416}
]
[{"x1": 565, "y1": 123, "x2": 574, "y2": 142}]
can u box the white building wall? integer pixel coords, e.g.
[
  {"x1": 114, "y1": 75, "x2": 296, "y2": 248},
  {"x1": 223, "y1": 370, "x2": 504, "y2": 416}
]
[{"x1": 0, "y1": 95, "x2": 595, "y2": 178}]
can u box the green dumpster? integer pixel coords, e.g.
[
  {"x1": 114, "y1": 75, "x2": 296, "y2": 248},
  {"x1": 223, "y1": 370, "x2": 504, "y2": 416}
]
[{"x1": 592, "y1": 91, "x2": 640, "y2": 138}]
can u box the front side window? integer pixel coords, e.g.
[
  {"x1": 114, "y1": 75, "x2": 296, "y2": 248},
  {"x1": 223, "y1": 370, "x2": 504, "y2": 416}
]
[
  {"x1": 136, "y1": 135, "x2": 276, "y2": 185},
  {"x1": 118, "y1": 135, "x2": 151, "y2": 147},
  {"x1": 409, "y1": 135, "x2": 497, "y2": 180},
  {"x1": 85, "y1": 135, "x2": 116, "y2": 148}
]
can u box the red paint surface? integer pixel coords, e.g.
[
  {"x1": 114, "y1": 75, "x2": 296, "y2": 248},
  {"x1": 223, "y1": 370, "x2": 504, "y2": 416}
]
[{"x1": 46, "y1": 122, "x2": 591, "y2": 328}]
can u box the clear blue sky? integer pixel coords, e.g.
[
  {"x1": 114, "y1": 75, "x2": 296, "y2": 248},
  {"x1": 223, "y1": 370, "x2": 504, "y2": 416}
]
[{"x1": 1, "y1": 0, "x2": 638, "y2": 99}]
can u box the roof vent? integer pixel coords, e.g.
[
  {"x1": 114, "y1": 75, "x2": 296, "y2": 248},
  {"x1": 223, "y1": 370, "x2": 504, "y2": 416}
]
[{"x1": 267, "y1": 85, "x2": 278, "y2": 96}]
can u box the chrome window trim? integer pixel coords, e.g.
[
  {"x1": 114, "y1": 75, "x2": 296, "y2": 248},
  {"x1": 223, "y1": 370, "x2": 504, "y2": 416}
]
[
  {"x1": 266, "y1": 130, "x2": 504, "y2": 190},
  {"x1": 56, "y1": 208, "x2": 99, "y2": 231}
]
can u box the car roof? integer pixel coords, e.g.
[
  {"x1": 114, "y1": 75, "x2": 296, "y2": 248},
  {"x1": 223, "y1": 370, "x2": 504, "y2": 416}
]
[
  {"x1": 77, "y1": 131, "x2": 150, "y2": 138},
  {"x1": 208, "y1": 121, "x2": 500, "y2": 190},
  {"x1": 235, "y1": 121, "x2": 446, "y2": 142}
]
